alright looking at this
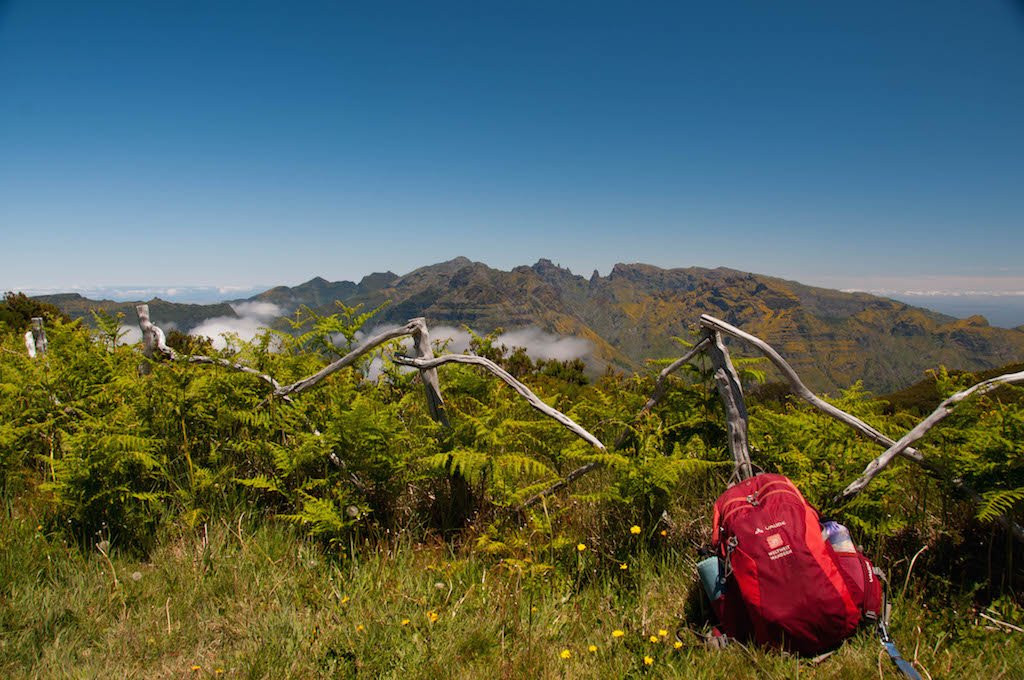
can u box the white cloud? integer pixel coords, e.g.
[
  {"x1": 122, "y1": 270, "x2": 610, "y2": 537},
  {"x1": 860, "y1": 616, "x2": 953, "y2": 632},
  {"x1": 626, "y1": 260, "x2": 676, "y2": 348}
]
[
  {"x1": 230, "y1": 301, "x2": 284, "y2": 319},
  {"x1": 189, "y1": 302, "x2": 284, "y2": 349},
  {"x1": 497, "y1": 327, "x2": 592, "y2": 362},
  {"x1": 358, "y1": 324, "x2": 591, "y2": 362}
]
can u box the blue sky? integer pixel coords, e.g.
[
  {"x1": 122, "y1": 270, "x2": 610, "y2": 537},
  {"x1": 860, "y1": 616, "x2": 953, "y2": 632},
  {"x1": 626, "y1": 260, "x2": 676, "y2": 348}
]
[{"x1": 1, "y1": 1, "x2": 1022, "y2": 302}]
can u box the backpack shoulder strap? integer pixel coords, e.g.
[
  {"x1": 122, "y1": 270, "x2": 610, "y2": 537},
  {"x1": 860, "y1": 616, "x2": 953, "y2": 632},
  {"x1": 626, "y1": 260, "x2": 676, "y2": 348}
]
[{"x1": 876, "y1": 568, "x2": 923, "y2": 680}]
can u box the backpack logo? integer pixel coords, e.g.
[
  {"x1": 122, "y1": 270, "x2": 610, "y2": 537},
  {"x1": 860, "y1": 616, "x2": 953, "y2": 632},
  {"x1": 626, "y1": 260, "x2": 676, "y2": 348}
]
[{"x1": 766, "y1": 533, "x2": 793, "y2": 560}]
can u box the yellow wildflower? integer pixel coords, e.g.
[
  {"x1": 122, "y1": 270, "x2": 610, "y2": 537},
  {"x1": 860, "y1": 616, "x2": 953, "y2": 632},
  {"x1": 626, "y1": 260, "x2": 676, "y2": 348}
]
[
  {"x1": 576, "y1": 543, "x2": 587, "y2": 552},
  {"x1": 355, "y1": 624, "x2": 364, "y2": 632},
  {"x1": 649, "y1": 635, "x2": 659, "y2": 643},
  {"x1": 619, "y1": 563, "x2": 628, "y2": 570},
  {"x1": 660, "y1": 529, "x2": 668, "y2": 537},
  {"x1": 658, "y1": 629, "x2": 668, "y2": 638},
  {"x1": 644, "y1": 655, "x2": 654, "y2": 666},
  {"x1": 612, "y1": 629, "x2": 625, "y2": 638},
  {"x1": 427, "y1": 610, "x2": 439, "y2": 623},
  {"x1": 339, "y1": 595, "x2": 350, "y2": 605},
  {"x1": 401, "y1": 618, "x2": 410, "y2": 626},
  {"x1": 215, "y1": 671, "x2": 224, "y2": 676},
  {"x1": 673, "y1": 640, "x2": 683, "y2": 649},
  {"x1": 588, "y1": 644, "x2": 598, "y2": 653},
  {"x1": 630, "y1": 525, "x2": 641, "y2": 535},
  {"x1": 190, "y1": 666, "x2": 201, "y2": 672},
  {"x1": 560, "y1": 649, "x2": 571, "y2": 659}
]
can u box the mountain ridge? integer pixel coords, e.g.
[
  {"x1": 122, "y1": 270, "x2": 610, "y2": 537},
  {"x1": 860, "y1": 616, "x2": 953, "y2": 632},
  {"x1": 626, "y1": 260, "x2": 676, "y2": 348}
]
[{"x1": 34, "y1": 258, "x2": 1024, "y2": 393}]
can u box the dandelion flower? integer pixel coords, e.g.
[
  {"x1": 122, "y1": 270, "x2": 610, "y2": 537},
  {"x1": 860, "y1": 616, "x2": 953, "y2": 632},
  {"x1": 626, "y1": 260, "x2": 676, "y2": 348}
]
[
  {"x1": 427, "y1": 610, "x2": 439, "y2": 623},
  {"x1": 401, "y1": 618, "x2": 410, "y2": 626},
  {"x1": 630, "y1": 525, "x2": 641, "y2": 535},
  {"x1": 560, "y1": 649, "x2": 571, "y2": 659},
  {"x1": 355, "y1": 624, "x2": 365, "y2": 632},
  {"x1": 588, "y1": 644, "x2": 598, "y2": 653},
  {"x1": 660, "y1": 530, "x2": 668, "y2": 537},
  {"x1": 577, "y1": 543, "x2": 587, "y2": 552},
  {"x1": 643, "y1": 655, "x2": 654, "y2": 666},
  {"x1": 190, "y1": 666, "x2": 201, "y2": 672},
  {"x1": 658, "y1": 629, "x2": 668, "y2": 638},
  {"x1": 649, "y1": 635, "x2": 659, "y2": 643},
  {"x1": 612, "y1": 629, "x2": 625, "y2": 638},
  {"x1": 673, "y1": 640, "x2": 683, "y2": 649},
  {"x1": 340, "y1": 595, "x2": 350, "y2": 605},
  {"x1": 619, "y1": 563, "x2": 628, "y2": 570}
]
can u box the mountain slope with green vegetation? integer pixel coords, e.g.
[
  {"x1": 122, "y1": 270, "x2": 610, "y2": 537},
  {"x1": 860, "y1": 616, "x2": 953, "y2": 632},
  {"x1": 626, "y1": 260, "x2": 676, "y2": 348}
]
[{"x1": 27, "y1": 257, "x2": 1024, "y2": 393}]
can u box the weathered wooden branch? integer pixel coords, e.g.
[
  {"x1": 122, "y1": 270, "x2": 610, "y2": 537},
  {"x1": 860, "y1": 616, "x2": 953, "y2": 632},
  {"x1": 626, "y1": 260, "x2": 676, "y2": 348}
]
[
  {"x1": 840, "y1": 369, "x2": 1024, "y2": 501},
  {"x1": 526, "y1": 335, "x2": 714, "y2": 509},
  {"x1": 698, "y1": 314, "x2": 923, "y2": 462},
  {"x1": 136, "y1": 304, "x2": 174, "y2": 375},
  {"x1": 409, "y1": 317, "x2": 449, "y2": 427},
  {"x1": 28, "y1": 317, "x2": 48, "y2": 357},
  {"x1": 135, "y1": 304, "x2": 289, "y2": 397},
  {"x1": 635, "y1": 336, "x2": 712, "y2": 417},
  {"x1": 706, "y1": 330, "x2": 753, "y2": 480},
  {"x1": 275, "y1": 321, "x2": 421, "y2": 397},
  {"x1": 698, "y1": 314, "x2": 1024, "y2": 542},
  {"x1": 392, "y1": 353, "x2": 606, "y2": 451},
  {"x1": 518, "y1": 461, "x2": 601, "y2": 510},
  {"x1": 184, "y1": 355, "x2": 286, "y2": 392}
]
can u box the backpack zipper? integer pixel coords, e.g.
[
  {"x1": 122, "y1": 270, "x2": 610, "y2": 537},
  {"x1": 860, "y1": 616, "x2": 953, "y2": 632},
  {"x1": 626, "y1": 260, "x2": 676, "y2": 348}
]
[{"x1": 721, "y1": 486, "x2": 803, "y2": 526}]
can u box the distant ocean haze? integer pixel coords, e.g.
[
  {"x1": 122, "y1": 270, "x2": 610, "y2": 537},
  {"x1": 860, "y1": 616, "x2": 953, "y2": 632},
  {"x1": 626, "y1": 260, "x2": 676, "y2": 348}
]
[
  {"x1": 15, "y1": 285, "x2": 268, "y2": 305},
  {"x1": 882, "y1": 294, "x2": 1024, "y2": 329}
]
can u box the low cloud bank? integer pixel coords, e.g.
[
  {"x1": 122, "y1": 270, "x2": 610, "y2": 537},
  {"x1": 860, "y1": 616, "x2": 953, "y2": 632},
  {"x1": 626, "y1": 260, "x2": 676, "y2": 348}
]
[
  {"x1": 189, "y1": 302, "x2": 284, "y2": 350},
  {"x1": 494, "y1": 328, "x2": 592, "y2": 362},
  {"x1": 358, "y1": 324, "x2": 592, "y2": 381}
]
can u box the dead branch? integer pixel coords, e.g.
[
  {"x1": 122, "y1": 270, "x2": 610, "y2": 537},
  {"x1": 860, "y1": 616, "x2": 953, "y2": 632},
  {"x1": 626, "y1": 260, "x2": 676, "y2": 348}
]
[
  {"x1": 409, "y1": 318, "x2": 448, "y2": 427},
  {"x1": 525, "y1": 336, "x2": 714, "y2": 509},
  {"x1": 707, "y1": 330, "x2": 753, "y2": 480},
  {"x1": 275, "y1": 321, "x2": 420, "y2": 397},
  {"x1": 698, "y1": 314, "x2": 1024, "y2": 542},
  {"x1": 839, "y1": 369, "x2": 1024, "y2": 500},
  {"x1": 392, "y1": 353, "x2": 605, "y2": 451},
  {"x1": 697, "y1": 314, "x2": 924, "y2": 462},
  {"x1": 635, "y1": 336, "x2": 712, "y2": 416}
]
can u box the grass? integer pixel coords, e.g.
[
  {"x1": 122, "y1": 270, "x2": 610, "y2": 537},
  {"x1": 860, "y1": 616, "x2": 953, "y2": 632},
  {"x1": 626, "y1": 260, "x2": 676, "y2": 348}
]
[{"x1": 2, "y1": 508, "x2": 1022, "y2": 679}]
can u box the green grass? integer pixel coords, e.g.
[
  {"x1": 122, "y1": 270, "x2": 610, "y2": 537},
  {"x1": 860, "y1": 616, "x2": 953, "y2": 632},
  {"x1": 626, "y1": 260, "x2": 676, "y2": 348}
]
[{"x1": 2, "y1": 509, "x2": 1021, "y2": 679}]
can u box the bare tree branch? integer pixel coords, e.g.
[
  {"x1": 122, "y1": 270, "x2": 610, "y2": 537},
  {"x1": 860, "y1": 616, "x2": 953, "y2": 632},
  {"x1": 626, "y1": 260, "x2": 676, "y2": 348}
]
[
  {"x1": 707, "y1": 330, "x2": 753, "y2": 480},
  {"x1": 392, "y1": 353, "x2": 606, "y2": 451},
  {"x1": 526, "y1": 336, "x2": 714, "y2": 509},
  {"x1": 635, "y1": 336, "x2": 712, "y2": 417},
  {"x1": 840, "y1": 369, "x2": 1024, "y2": 501},
  {"x1": 698, "y1": 314, "x2": 1024, "y2": 542},
  {"x1": 698, "y1": 314, "x2": 923, "y2": 462},
  {"x1": 409, "y1": 317, "x2": 448, "y2": 427},
  {"x1": 274, "y1": 321, "x2": 420, "y2": 397},
  {"x1": 28, "y1": 317, "x2": 48, "y2": 357}
]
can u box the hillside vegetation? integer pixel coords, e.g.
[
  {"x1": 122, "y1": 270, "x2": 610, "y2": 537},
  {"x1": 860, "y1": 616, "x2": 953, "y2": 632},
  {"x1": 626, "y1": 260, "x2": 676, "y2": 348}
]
[
  {"x1": 35, "y1": 258, "x2": 1024, "y2": 393},
  {"x1": 1, "y1": 301, "x2": 1022, "y2": 677}
]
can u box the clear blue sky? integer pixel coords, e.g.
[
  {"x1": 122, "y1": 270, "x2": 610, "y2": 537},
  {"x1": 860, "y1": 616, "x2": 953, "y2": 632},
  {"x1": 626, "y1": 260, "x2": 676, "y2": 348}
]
[{"x1": 1, "y1": 0, "x2": 1022, "y2": 295}]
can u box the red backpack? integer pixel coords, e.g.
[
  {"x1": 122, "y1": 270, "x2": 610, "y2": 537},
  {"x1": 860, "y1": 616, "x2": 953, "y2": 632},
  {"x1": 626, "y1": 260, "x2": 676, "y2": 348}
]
[{"x1": 709, "y1": 473, "x2": 882, "y2": 655}]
